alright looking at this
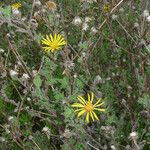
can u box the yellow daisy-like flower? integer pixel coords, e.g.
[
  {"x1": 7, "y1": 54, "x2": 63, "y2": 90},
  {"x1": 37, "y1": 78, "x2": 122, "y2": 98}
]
[
  {"x1": 71, "y1": 93, "x2": 105, "y2": 123},
  {"x1": 11, "y1": 2, "x2": 22, "y2": 9},
  {"x1": 103, "y1": 4, "x2": 111, "y2": 13},
  {"x1": 41, "y1": 33, "x2": 66, "y2": 53}
]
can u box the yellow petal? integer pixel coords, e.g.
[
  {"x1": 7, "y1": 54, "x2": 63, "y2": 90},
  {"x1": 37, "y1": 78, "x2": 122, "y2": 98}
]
[
  {"x1": 92, "y1": 111, "x2": 99, "y2": 120},
  {"x1": 54, "y1": 33, "x2": 57, "y2": 40},
  {"x1": 56, "y1": 34, "x2": 62, "y2": 42},
  {"x1": 46, "y1": 35, "x2": 51, "y2": 42},
  {"x1": 94, "y1": 108, "x2": 106, "y2": 112},
  {"x1": 87, "y1": 93, "x2": 91, "y2": 102},
  {"x1": 59, "y1": 38, "x2": 65, "y2": 43},
  {"x1": 41, "y1": 38, "x2": 48, "y2": 43},
  {"x1": 94, "y1": 102, "x2": 104, "y2": 107},
  {"x1": 74, "y1": 108, "x2": 84, "y2": 112},
  {"x1": 86, "y1": 112, "x2": 90, "y2": 123},
  {"x1": 41, "y1": 39, "x2": 51, "y2": 45},
  {"x1": 51, "y1": 46, "x2": 60, "y2": 51},
  {"x1": 77, "y1": 109, "x2": 86, "y2": 117},
  {"x1": 58, "y1": 41, "x2": 66, "y2": 46},
  {"x1": 77, "y1": 96, "x2": 86, "y2": 104},
  {"x1": 51, "y1": 49, "x2": 55, "y2": 53},
  {"x1": 71, "y1": 103, "x2": 84, "y2": 108},
  {"x1": 42, "y1": 47, "x2": 52, "y2": 51},
  {"x1": 91, "y1": 92, "x2": 94, "y2": 103},
  {"x1": 50, "y1": 34, "x2": 53, "y2": 41},
  {"x1": 93, "y1": 98, "x2": 102, "y2": 107},
  {"x1": 90, "y1": 112, "x2": 94, "y2": 122},
  {"x1": 77, "y1": 96, "x2": 86, "y2": 105}
]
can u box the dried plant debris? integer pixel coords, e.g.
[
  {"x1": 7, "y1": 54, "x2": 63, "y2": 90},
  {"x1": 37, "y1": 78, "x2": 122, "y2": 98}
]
[{"x1": 0, "y1": 0, "x2": 150, "y2": 149}]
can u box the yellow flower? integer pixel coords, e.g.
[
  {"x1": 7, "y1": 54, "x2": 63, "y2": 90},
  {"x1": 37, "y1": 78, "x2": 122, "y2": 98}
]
[
  {"x1": 103, "y1": 4, "x2": 111, "y2": 13},
  {"x1": 71, "y1": 93, "x2": 105, "y2": 123},
  {"x1": 41, "y1": 33, "x2": 66, "y2": 52},
  {"x1": 46, "y1": 1, "x2": 57, "y2": 10},
  {"x1": 11, "y1": 2, "x2": 22, "y2": 9}
]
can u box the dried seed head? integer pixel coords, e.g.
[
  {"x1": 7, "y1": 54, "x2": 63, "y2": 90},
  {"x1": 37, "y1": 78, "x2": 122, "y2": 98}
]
[
  {"x1": 35, "y1": 0, "x2": 41, "y2": 7},
  {"x1": 32, "y1": 70, "x2": 37, "y2": 76},
  {"x1": 134, "y1": 22, "x2": 139, "y2": 28},
  {"x1": 112, "y1": 14, "x2": 118, "y2": 20},
  {"x1": 93, "y1": 75, "x2": 103, "y2": 85},
  {"x1": 28, "y1": 135, "x2": 33, "y2": 140},
  {"x1": 0, "y1": 137, "x2": 5, "y2": 142},
  {"x1": 85, "y1": 16, "x2": 91, "y2": 22},
  {"x1": 42, "y1": 126, "x2": 50, "y2": 132},
  {"x1": 8, "y1": 116, "x2": 14, "y2": 122},
  {"x1": 27, "y1": 97, "x2": 31, "y2": 101},
  {"x1": 30, "y1": 19, "x2": 39, "y2": 29},
  {"x1": 64, "y1": 60, "x2": 75, "y2": 70},
  {"x1": 147, "y1": 16, "x2": 150, "y2": 22},
  {"x1": 0, "y1": 48, "x2": 4, "y2": 53},
  {"x1": 73, "y1": 74, "x2": 77, "y2": 78},
  {"x1": 73, "y1": 16, "x2": 82, "y2": 26},
  {"x1": 10, "y1": 70, "x2": 18, "y2": 78},
  {"x1": 63, "y1": 129, "x2": 72, "y2": 138},
  {"x1": 5, "y1": 129, "x2": 10, "y2": 134},
  {"x1": 111, "y1": 145, "x2": 116, "y2": 150},
  {"x1": 139, "y1": 39, "x2": 146, "y2": 46},
  {"x1": 143, "y1": 10, "x2": 149, "y2": 17},
  {"x1": 82, "y1": 23, "x2": 89, "y2": 31},
  {"x1": 130, "y1": 131, "x2": 138, "y2": 139},
  {"x1": 22, "y1": 17, "x2": 27, "y2": 21},
  {"x1": 22, "y1": 73, "x2": 30, "y2": 80},
  {"x1": 34, "y1": 11, "x2": 42, "y2": 21},
  {"x1": 91, "y1": 27, "x2": 97, "y2": 34},
  {"x1": 41, "y1": 8, "x2": 47, "y2": 13},
  {"x1": 12, "y1": 9, "x2": 21, "y2": 18},
  {"x1": 119, "y1": 8, "x2": 124, "y2": 12}
]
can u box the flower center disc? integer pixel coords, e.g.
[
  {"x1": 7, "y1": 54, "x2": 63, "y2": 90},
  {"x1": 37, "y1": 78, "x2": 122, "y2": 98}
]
[
  {"x1": 85, "y1": 102, "x2": 93, "y2": 112},
  {"x1": 51, "y1": 42, "x2": 58, "y2": 49}
]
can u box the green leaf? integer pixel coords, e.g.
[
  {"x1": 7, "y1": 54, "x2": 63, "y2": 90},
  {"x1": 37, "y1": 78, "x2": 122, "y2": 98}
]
[
  {"x1": 75, "y1": 143, "x2": 84, "y2": 150},
  {"x1": 46, "y1": 76, "x2": 57, "y2": 85},
  {"x1": 138, "y1": 94, "x2": 150, "y2": 108},
  {"x1": 79, "y1": 41, "x2": 88, "y2": 50},
  {"x1": 0, "y1": 98, "x2": 5, "y2": 112},
  {"x1": 106, "y1": 114, "x2": 118, "y2": 125},
  {"x1": 53, "y1": 90, "x2": 64, "y2": 101},
  {"x1": 57, "y1": 77, "x2": 69, "y2": 89},
  {"x1": 0, "y1": 6, "x2": 11, "y2": 19},
  {"x1": 64, "y1": 107, "x2": 74, "y2": 119},
  {"x1": 33, "y1": 75, "x2": 42, "y2": 87},
  {"x1": 19, "y1": 113, "x2": 31, "y2": 125},
  {"x1": 36, "y1": 33, "x2": 43, "y2": 44},
  {"x1": 76, "y1": 78, "x2": 84, "y2": 91}
]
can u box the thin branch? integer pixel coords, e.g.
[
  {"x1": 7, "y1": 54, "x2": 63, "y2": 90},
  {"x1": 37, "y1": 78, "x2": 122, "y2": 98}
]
[
  {"x1": 6, "y1": 35, "x2": 33, "y2": 79},
  {"x1": 98, "y1": 0, "x2": 124, "y2": 30},
  {"x1": 87, "y1": 141, "x2": 99, "y2": 150}
]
